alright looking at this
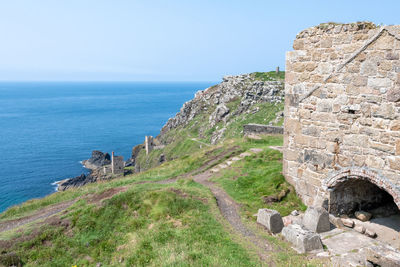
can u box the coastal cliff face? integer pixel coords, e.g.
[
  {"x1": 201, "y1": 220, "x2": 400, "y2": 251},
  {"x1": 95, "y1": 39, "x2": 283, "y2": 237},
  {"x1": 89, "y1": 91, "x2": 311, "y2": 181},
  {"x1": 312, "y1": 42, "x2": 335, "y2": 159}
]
[
  {"x1": 159, "y1": 72, "x2": 284, "y2": 141},
  {"x1": 132, "y1": 71, "x2": 285, "y2": 172},
  {"x1": 55, "y1": 72, "x2": 285, "y2": 190}
]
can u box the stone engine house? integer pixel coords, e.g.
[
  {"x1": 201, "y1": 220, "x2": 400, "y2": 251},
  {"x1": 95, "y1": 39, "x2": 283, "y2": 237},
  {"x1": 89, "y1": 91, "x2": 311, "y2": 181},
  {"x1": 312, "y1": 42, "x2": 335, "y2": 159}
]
[{"x1": 283, "y1": 22, "x2": 400, "y2": 216}]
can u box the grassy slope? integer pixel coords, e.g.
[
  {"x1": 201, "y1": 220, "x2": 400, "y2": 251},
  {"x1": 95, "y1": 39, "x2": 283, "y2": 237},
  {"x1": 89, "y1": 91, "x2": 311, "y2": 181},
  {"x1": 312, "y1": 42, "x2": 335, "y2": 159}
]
[
  {"x1": 211, "y1": 137, "x2": 307, "y2": 218},
  {"x1": 0, "y1": 71, "x2": 325, "y2": 266},
  {"x1": 134, "y1": 71, "x2": 285, "y2": 172},
  {"x1": 1, "y1": 137, "x2": 322, "y2": 267},
  {"x1": 12, "y1": 183, "x2": 259, "y2": 267}
]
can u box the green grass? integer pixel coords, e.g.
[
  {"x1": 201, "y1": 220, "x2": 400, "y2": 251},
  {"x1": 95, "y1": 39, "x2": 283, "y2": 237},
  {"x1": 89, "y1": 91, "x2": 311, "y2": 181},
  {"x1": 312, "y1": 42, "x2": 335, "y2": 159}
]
[
  {"x1": 0, "y1": 136, "x2": 325, "y2": 267},
  {"x1": 211, "y1": 137, "x2": 307, "y2": 218},
  {"x1": 252, "y1": 71, "x2": 285, "y2": 81},
  {"x1": 6, "y1": 181, "x2": 261, "y2": 267},
  {"x1": 223, "y1": 102, "x2": 284, "y2": 140},
  {"x1": 0, "y1": 142, "x2": 243, "y2": 223}
]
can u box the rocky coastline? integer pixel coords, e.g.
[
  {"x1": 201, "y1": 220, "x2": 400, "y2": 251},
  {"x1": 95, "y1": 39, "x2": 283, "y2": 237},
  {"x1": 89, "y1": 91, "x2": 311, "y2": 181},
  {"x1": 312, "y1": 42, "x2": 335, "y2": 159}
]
[
  {"x1": 56, "y1": 150, "x2": 117, "y2": 191},
  {"x1": 55, "y1": 72, "x2": 285, "y2": 191}
]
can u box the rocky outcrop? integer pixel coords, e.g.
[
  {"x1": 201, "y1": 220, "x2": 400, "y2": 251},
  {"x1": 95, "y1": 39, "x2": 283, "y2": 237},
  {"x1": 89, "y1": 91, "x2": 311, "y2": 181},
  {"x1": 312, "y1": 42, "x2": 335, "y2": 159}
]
[
  {"x1": 129, "y1": 72, "x2": 285, "y2": 171},
  {"x1": 82, "y1": 150, "x2": 111, "y2": 170},
  {"x1": 57, "y1": 150, "x2": 122, "y2": 191},
  {"x1": 159, "y1": 73, "x2": 284, "y2": 136},
  {"x1": 57, "y1": 174, "x2": 95, "y2": 191}
]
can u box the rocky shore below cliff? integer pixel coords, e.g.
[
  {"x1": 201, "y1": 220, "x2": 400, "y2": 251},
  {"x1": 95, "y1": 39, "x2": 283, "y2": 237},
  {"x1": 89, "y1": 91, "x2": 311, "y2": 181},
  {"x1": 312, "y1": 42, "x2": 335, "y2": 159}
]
[
  {"x1": 56, "y1": 150, "x2": 121, "y2": 191},
  {"x1": 56, "y1": 72, "x2": 285, "y2": 190}
]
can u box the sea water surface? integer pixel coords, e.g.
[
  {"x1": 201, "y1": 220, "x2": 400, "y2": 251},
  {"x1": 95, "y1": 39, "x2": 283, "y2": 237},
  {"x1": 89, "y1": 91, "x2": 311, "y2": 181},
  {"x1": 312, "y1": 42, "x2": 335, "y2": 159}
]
[{"x1": 0, "y1": 81, "x2": 214, "y2": 213}]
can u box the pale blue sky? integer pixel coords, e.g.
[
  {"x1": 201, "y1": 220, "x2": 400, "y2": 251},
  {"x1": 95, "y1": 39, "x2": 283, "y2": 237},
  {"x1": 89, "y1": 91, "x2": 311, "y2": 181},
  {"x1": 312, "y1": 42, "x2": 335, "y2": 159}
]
[{"x1": 0, "y1": 0, "x2": 399, "y2": 81}]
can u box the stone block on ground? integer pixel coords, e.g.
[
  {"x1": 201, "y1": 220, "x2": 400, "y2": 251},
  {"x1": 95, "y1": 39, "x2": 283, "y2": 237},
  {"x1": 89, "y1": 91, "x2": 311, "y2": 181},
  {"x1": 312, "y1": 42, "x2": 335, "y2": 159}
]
[
  {"x1": 256, "y1": 208, "x2": 284, "y2": 233},
  {"x1": 302, "y1": 206, "x2": 330, "y2": 233},
  {"x1": 281, "y1": 224, "x2": 323, "y2": 253},
  {"x1": 282, "y1": 214, "x2": 303, "y2": 227},
  {"x1": 355, "y1": 211, "x2": 372, "y2": 222},
  {"x1": 364, "y1": 228, "x2": 377, "y2": 238},
  {"x1": 341, "y1": 218, "x2": 355, "y2": 228},
  {"x1": 366, "y1": 244, "x2": 400, "y2": 267},
  {"x1": 354, "y1": 224, "x2": 366, "y2": 234},
  {"x1": 329, "y1": 214, "x2": 344, "y2": 229}
]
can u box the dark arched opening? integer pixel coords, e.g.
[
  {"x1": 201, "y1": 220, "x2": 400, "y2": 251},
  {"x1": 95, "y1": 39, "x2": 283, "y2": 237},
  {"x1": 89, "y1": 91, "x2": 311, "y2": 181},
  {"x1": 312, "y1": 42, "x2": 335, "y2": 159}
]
[{"x1": 328, "y1": 178, "x2": 400, "y2": 218}]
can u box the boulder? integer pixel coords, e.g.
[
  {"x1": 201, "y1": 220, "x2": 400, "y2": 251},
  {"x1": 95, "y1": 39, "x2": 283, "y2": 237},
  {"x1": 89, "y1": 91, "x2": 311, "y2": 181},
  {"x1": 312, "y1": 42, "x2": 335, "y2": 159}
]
[
  {"x1": 341, "y1": 218, "x2": 355, "y2": 228},
  {"x1": 329, "y1": 214, "x2": 344, "y2": 229},
  {"x1": 364, "y1": 228, "x2": 377, "y2": 238},
  {"x1": 355, "y1": 211, "x2": 372, "y2": 222},
  {"x1": 257, "y1": 209, "x2": 284, "y2": 233},
  {"x1": 366, "y1": 244, "x2": 400, "y2": 267},
  {"x1": 281, "y1": 224, "x2": 323, "y2": 253},
  {"x1": 354, "y1": 224, "x2": 366, "y2": 234},
  {"x1": 58, "y1": 173, "x2": 95, "y2": 191},
  {"x1": 209, "y1": 104, "x2": 230, "y2": 126},
  {"x1": 84, "y1": 150, "x2": 111, "y2": 169},
  {"x1": 302, "y1": 206, "x2": 330, "y2": 233}
]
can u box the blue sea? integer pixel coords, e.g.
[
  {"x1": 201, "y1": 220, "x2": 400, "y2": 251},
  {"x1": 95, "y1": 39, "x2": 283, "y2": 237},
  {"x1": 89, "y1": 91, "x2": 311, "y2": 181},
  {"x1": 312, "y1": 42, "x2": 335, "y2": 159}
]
[{"x1": 0, "y1": 81, "x2": 214, "y2": 213}]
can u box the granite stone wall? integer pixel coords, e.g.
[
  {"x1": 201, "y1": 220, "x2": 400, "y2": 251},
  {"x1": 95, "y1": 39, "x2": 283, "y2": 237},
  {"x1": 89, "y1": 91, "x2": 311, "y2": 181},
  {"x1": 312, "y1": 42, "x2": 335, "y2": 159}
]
[
  {"x1": 243, "y1": 124, "x2": 283, "y2": 135},
  {"x1": 283, "y1": 22, "x2": 400, "y2": 209}
]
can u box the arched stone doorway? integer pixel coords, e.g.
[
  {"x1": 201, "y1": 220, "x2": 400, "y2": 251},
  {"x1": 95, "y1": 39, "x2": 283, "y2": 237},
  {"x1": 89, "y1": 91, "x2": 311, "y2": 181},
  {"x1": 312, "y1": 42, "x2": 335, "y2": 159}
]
[{"x1": 323, "y1": 168, "x2": 400, "y2": 217}]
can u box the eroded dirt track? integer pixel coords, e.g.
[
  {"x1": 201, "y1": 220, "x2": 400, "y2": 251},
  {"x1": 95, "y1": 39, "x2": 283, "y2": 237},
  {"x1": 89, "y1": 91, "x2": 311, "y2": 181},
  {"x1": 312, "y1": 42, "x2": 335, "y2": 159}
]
[
  {"x1": 0, "y1": 201, "x2": 75, "y2": 233},
  {"x1": 193, "y1": 169, "x2": 275, "y2": 265}
]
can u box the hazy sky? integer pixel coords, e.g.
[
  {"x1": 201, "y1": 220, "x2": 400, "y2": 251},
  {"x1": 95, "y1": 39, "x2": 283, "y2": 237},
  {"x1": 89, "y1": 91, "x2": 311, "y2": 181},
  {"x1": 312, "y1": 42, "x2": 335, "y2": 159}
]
[{"x1": 0, "y1": 0, "x2": 399, "y2": 81}]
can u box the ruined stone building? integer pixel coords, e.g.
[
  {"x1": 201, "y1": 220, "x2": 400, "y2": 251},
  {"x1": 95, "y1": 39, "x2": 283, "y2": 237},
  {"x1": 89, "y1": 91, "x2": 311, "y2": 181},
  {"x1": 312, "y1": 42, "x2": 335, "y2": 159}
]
[
  {"x1": 283, "y1": 22, "x2": 400, "y2": 216},
  {"x1": 111, "y1": 151, "x2": 124, "y2": 175}
]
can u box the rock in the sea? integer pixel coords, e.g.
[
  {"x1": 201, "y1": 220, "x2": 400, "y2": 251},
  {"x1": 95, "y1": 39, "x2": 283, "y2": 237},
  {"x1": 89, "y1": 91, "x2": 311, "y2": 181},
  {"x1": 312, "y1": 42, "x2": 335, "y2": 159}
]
[
  {"x1": 355, "y1": 211, "x2": 372, "y2": 222},
  {"x1": 257, "y1": 208, "x2": 284, "y2": 233},
  {"x1": 302, "y1": 206, "x2": 330, "y2": 233},
  {"x1": 84, "y1": 150, "x2": 111, "y2": 169},
  {"x1": 58, "y1": 174, "x2": 95, "y2": 191},
  {"x1": 281, "y1": 224, "x2": 323, "y2": 253}
]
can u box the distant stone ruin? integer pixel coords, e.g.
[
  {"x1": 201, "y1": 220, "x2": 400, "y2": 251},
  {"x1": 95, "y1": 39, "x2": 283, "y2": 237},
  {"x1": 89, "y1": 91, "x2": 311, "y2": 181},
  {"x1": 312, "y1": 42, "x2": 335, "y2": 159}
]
[
  {"x1": 243, "y1": 124, "x2": 283, "y2": 136},
  {"x1": 111, "y1": 151, "x2": 124, "y2": 175},
  {"x1": 145, "y1": 136, "x2": 154, "y2": 155},
  {"x1": 283, "y1": 22, "x2": 400, "y2": 214}
]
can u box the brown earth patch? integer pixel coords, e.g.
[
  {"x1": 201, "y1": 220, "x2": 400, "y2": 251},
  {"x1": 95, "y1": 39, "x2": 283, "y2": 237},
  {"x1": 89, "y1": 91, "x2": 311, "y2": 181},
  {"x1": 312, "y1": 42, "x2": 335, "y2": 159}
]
[
  {"x1": 86, "y1": 186, "x2": 128, "y2": 204},
  {"x1": 169, "y1": 188, "x2": 208, "y2": 204}
]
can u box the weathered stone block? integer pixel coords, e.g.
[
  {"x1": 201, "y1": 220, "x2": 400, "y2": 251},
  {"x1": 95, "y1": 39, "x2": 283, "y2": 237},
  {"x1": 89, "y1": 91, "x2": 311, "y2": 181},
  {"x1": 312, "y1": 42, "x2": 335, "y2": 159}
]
[
  {"x1": 366, "y1": 244, "x2": 400, "y2": 267},
  {"x1": 388, "y1": 156, "x2": 400, "y2": 171},
  {"x1": 386, "y1": 51, "x2": 400, "y2": 60},
  {"x1": 387, "y1": 87, "x2": 400, "y2": 102},
  {"x1": 302, "y1": 206, "x2": 330, "y2": 233},
  {"x1": 368, "y1": 77, "x2": 392, "y2": 88},
  {"x1": 341, "y1": 218, "x2": 354, "y2": 228},
  {"x1": 257, "y1": 209, "x2": 284, "y2": 233},
  {"x1": 281, "y1": 224, "x2": 323, "y2": 253},
  {"x1": 354, "y1": 211, "x2": 372, "y2": 222}
]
